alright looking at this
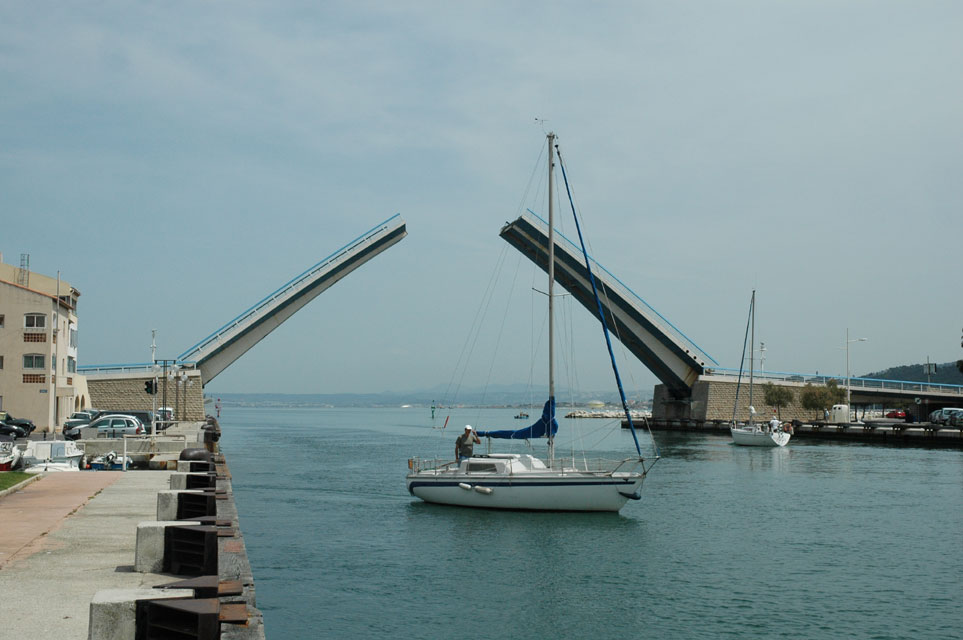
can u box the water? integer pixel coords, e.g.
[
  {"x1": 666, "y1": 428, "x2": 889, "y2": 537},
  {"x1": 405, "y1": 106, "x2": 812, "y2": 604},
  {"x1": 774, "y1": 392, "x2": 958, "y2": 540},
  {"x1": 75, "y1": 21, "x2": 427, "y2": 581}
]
[{"x1": 220, "y1": 407, "x2": 962, "y2": 639}]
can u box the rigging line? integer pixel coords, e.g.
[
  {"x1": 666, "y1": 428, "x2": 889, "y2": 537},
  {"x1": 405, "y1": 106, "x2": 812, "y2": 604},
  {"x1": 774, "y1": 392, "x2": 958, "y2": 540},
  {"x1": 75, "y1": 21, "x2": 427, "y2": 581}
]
[
  {"x1": 478, "y1": 250, "x2": 525, "y2": 411},
  {"x1": 516, "y1": 143, "x2": 546, "y2": 220},
  {"x1": 555, "y1": 142, "x2": 647, "y2": 459},
  {"x1": 732, "y1": 290, "x2": 754, "y2": 425},
  {"x1": 559, "y1": 161, "x2": 642, "y2": 414},
  {"x1": 443, "y1": 243, "x2": 511, "y2": 407}
]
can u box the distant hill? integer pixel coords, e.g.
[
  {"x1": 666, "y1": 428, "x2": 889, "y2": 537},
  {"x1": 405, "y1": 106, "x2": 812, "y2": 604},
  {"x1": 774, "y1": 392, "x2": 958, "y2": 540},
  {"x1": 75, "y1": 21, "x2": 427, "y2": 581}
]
[
  {"x1": 213, "y1": 385, "x2": 653, "y2": 408},
  {"x1": 862, "y1": 361, "x2": 963, "y2": 386}
]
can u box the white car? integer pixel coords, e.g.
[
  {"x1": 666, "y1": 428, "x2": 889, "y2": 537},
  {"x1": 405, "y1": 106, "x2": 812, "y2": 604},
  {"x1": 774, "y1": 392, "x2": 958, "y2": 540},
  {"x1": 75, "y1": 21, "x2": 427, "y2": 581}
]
[
  {"x1": 929, "y1": 408, "x2": 963, "y2": 426},
  {"x1": 90, "y1": 414, "x2": 144, "y2": 437}
]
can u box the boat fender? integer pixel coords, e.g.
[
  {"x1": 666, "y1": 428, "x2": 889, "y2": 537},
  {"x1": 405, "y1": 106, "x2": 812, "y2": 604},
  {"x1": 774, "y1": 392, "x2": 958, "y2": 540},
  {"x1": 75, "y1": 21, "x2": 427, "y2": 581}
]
[
  {"x1": 473, "y1": 486, "x2": 493, "y2": 495},
  {"x1": 458, "y1": 483, "x2": 472, "y2": 491}
]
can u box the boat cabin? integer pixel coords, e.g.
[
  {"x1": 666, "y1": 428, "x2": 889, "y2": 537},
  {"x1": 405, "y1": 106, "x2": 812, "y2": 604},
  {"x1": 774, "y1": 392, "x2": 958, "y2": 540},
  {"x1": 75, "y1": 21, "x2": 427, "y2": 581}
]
[{"x1": 460, "y1": 453, "x2": 547, "y2": 474}]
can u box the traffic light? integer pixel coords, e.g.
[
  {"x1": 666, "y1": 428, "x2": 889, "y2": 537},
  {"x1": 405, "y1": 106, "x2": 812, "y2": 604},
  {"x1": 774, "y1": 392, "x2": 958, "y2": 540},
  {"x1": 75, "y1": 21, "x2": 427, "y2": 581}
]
[{"x1": 144, "y1": 379, "x2": 156, "y2": 395}]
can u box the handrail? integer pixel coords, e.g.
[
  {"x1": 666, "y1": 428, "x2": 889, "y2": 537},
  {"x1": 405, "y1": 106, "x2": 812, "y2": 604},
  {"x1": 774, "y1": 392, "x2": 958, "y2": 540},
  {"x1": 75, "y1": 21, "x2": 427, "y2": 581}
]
[
  {"x1": 522, "y1": 210, "x2": 718, "y2": 366},
  {"x1": 707, "y1": 367, "x2": 963, "y2": 395},
  {"x1": 177, "y1": 213, "x2": 403, "y2": 362}
]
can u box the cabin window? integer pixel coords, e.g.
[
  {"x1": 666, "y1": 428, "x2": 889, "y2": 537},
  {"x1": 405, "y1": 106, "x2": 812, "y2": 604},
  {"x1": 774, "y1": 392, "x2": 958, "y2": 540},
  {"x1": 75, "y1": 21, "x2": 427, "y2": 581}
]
[{"x1": 468, "y1": 463, "x2": 498, "y2": 472}]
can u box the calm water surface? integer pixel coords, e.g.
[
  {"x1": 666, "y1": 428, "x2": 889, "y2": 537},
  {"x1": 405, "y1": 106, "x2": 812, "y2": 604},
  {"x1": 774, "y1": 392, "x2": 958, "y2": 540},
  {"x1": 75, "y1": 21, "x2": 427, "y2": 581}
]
[{"x1": 220, "y1": 407, "x2": 962, "y2": 639}]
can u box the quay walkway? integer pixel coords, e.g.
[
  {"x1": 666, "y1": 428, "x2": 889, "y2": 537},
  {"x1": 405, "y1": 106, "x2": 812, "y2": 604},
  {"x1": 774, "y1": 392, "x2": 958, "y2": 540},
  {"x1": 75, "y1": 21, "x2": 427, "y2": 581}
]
[{"x1": 0, "y1": 425, "x2": 264, "y2": 639}]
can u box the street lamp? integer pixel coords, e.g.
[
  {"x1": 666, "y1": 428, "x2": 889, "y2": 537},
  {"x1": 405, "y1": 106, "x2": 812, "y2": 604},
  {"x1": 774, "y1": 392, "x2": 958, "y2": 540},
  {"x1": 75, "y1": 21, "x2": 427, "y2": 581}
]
[{"x1": 846, "y1": 328, "x2": 868, "y2": 417}]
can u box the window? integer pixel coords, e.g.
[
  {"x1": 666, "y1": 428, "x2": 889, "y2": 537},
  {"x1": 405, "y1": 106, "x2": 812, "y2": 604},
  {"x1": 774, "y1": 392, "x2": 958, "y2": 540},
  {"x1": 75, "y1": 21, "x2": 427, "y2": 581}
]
[
  {"x1": 23, "y1": 374, "x2": 45, "y2": 383},
  {"x1": 24, "y1": 313, "x2": 46, "y2": 329},
  {"x1": 0, "y1": 314, "x2": 4, "y2": 328},
  {"x1": 70, "y1": 328, "x2": 78, "y2": 348},
  {"x1": 23, "y1": 354, "x2": 45, "y2": 369},
  {"x1": 468, "y1": 463, "x2": 499, "y2": 472},
  {"x1": 0, "y1": 356, "x2": 3, "y2": 369},
  {"x1": 67, "y1": 357, "x2": 76, "y2": 373}
]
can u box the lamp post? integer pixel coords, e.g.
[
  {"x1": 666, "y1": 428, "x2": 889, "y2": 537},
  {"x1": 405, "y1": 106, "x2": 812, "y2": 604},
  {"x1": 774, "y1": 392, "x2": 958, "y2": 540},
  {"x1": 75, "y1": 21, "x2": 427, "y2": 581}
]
[{"x1": 846, "y1": 328, "x2": 867, "y2": 419}]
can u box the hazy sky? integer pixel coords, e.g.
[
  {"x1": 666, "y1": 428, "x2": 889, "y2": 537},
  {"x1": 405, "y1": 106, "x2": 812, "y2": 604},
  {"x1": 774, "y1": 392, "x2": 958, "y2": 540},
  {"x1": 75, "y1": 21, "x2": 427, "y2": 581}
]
[{"x1": 2, "y1": 2, "x2": 960, "y2": 397}]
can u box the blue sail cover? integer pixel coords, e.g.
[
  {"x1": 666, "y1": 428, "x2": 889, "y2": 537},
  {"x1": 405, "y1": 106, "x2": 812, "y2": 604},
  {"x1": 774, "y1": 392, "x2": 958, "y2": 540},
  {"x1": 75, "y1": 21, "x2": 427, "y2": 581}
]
[{"x1": 477, "y1": 398, "x2": 559, "y2": 440}]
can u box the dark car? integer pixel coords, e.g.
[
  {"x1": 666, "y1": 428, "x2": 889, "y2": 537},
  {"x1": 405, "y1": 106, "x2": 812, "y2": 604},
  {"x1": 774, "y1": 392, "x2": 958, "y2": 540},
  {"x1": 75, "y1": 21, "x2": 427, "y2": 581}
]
[
  {"x1": 0, "y1": 411, "x2": 35, "y2": 435},
  {"x1": 0, "y1": 422, "x2": 28, "y2": 438},
  {"x1": 63, "y1": 410, "x2": 98, "y2": 430}
]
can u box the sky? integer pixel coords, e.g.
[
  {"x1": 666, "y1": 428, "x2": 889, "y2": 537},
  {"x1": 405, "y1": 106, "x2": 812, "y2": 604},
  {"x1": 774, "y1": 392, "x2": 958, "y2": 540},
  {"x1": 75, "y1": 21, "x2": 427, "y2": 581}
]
[{"x1": 2, "y1": 1, "x2": 961, "y2": 397}]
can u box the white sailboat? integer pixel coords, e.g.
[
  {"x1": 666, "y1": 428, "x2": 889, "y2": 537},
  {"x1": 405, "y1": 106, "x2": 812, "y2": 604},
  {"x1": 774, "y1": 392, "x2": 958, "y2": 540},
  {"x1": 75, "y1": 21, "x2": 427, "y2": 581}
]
[
  {"x1": 729, "y1": 290, "x2": 791, "y2": 447},
  {"x1": 406, "y1": 133, "x2": 656, "y2": 511}
]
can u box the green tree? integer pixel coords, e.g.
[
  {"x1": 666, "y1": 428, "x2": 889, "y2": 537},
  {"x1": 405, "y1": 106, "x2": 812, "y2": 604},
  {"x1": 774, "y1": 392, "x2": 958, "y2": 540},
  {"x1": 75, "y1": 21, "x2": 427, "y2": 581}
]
[
  {"x1": 957, "y1": 360, "x2": 963, "y2": 375},
  {"x1": 825, "y1": 379, "x2": 846, "y2": 405},
  {"x1": 763, "y1": 383, "x2": 795, "y2": 419},
  {"x1": 800, "y1": 383, "x2": 826, "y2": 420}
]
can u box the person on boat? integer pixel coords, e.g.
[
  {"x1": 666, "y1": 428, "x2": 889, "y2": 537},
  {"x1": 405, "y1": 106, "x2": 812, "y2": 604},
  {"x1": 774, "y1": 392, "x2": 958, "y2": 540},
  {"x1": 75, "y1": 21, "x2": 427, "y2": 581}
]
[
  {"x1": 456, "y1": 425, "x2": 480, "y2": 463},
  {"x1": 769, "y1": 413, "x2": 781, "y2": 433}
]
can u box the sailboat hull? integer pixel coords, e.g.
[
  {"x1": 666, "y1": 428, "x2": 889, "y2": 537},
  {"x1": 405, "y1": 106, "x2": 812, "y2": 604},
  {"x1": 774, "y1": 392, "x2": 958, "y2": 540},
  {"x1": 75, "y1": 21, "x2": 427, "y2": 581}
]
[
  {"x1": 730, "y1": 426, "x2": 790, "y2": 447},
  {"x1": 407, "y1": 472, "x2": 643, "y2": 512}
]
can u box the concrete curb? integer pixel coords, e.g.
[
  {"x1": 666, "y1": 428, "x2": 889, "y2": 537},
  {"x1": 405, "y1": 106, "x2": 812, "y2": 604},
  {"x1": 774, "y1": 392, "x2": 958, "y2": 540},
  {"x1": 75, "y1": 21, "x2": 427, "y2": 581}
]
[{"x1": 0, "y1": 472, "x2": 43, "y2": 500}]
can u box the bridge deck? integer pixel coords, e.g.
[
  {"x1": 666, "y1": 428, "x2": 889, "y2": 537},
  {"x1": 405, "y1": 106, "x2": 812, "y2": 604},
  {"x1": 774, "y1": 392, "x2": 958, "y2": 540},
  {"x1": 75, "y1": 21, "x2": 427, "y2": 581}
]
[{"x1": 499, "y1": 211, "x2": 714, "y2": 396}]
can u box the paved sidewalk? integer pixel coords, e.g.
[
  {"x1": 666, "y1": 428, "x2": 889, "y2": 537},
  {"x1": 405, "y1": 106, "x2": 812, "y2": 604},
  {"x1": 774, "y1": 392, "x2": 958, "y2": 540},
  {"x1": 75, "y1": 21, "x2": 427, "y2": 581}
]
[
  {"x1": 0, "y1": 471, "x2": 174, "y2": 639},
  {"x1": 0, "y1": 472, "x2": 123, "y2": 568}
]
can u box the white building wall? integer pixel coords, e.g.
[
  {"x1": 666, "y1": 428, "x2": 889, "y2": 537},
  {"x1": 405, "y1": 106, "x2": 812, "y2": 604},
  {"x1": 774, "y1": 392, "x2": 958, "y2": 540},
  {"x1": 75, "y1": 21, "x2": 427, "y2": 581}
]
[{"x1": 0, "y1": 263, "x2": 85, "y2": 432}]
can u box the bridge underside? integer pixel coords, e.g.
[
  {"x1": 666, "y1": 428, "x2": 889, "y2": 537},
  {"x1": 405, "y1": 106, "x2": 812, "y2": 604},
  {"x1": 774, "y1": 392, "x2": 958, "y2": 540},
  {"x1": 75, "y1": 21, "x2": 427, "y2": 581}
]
[{"x1": 500, "y1": 212, "x2": 710, "y2": 397}]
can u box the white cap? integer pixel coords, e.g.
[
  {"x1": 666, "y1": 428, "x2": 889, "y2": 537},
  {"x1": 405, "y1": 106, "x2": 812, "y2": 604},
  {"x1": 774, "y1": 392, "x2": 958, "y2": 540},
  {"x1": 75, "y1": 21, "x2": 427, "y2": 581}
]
[{"x1": 465, "y1": 425, "x2": 472, "y2": 431}]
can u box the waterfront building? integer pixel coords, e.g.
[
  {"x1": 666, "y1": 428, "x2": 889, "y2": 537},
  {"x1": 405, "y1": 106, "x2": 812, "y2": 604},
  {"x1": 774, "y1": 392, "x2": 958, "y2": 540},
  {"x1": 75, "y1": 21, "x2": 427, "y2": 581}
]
[{"x1": 0, "y1": 258, "x2": 89, "y2": 432}]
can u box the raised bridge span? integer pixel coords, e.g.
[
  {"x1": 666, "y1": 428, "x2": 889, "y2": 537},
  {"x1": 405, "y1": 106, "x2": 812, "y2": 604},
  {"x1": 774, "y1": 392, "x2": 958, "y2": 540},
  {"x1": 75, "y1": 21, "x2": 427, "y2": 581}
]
[
  {"x1": 180, "y1": 214, "x2": 407, "y2": 383},
  {"x1": 499, "y1": 211, "x2": 716, "y2": 397}
]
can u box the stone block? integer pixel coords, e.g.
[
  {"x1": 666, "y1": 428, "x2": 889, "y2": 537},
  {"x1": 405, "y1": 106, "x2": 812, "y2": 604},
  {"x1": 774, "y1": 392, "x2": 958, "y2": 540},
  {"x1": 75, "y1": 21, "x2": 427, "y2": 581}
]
[
  {"x1": 156, "y1": 489, "x2": 206, "y2": 521},
  {"x1": 134, "y1": 520, "x2": 201, "y2": 573},
  {"x1": 169, "y1": 472, "x2": 215, "y2": 490},
  {"x1": 88, "y1": 587, "x2": 194, "y2": 640}
]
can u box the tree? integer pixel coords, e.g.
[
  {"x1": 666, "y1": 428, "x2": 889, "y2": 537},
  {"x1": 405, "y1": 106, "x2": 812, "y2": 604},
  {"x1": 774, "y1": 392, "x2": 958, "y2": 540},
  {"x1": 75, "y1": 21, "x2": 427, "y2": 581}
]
[
  {"x1": 800, "y1": 384, "x2": 826, "y2": 420},
  {"x1": 824, "y1": 379, "x2": 846, "y2": 405},
  {"x1": 957, "y1": 360, "x2": 963, "y2": 375},
  {"x1": 763, "y1": 383, "x2": 795, "y2": 419}
]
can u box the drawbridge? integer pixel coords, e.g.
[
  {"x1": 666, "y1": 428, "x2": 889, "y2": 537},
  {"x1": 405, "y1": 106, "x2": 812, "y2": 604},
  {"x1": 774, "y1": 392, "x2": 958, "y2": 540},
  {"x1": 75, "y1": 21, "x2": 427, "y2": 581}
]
[
  {"x1": 500, "y1": 211, "x2": 715, "y2": 397},
  {"x1": 179, "y1": 214, "x2": 407, "y2": 384}
]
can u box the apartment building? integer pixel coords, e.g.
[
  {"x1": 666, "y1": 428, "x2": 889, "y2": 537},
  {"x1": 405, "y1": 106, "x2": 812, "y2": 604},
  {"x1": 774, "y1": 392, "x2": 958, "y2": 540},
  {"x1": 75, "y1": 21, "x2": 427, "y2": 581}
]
[{"x1": 0, "y1": 259, "x2": 89, "y2": 432}]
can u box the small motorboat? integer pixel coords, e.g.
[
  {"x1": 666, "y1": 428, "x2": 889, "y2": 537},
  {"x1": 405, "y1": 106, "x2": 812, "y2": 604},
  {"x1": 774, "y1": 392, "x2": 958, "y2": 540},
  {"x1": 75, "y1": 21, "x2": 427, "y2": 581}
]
[
  {"x1": 514, "y1": 412, "x2": 529, "y2": 419},
  {"x1": 0, "y1": 436, "x2": 22, "y2": 471},
  {"x1": 87, "y1": 451, "x2": 132, "y2": 470},
  {"x1": 21, "y1": 440, "x2": 84, "y2": 471}
]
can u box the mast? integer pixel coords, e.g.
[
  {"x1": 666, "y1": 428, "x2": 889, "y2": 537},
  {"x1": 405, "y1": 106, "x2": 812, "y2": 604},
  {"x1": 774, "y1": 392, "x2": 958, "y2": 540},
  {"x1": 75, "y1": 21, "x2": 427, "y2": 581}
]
[
  {"x1": 748, "y1": 290, "x2": 755, "y2": 425},
  {"x1": 547, "y1": 132, "x2": 556, "y2": 462}
]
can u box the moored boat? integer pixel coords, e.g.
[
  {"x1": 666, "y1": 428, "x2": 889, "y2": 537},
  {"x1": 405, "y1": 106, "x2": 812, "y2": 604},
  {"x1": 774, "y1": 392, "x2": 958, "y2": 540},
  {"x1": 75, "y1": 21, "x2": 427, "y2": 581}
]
[
  {"x1": 22, "y1": 440, "x2": 84, "y2": 472},
  {"x1": 0, "y1": 436, "x2": 22, "y2": 471}
]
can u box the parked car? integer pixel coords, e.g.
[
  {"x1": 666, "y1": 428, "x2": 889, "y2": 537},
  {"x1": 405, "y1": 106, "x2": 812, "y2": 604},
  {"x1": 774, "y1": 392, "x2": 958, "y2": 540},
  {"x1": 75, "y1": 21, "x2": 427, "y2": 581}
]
[
  {"x1": 0, "y1": 411, "x2": 36, "y2": 435},
  {"x1": 101, "y1": 410, "x2": 154, "y2": 430},
  {"x1": 946, "y1": 409, "x2": 963, "y2": 428},
  {"x1": 885, "y1": 409, "x2": 906, "y2": 419},
  {"x1": 929, "y1": 408, "x2": 963, "y2": 425},
  {"x1": 0, "y1": 422, "x2": 28, "y2": 438},
  {"x1": 63, "y1": 410, "x2": 98, "y2": 430},
  {"x1": 89, "y1": 414, "x2": 144, "y2": 438}
]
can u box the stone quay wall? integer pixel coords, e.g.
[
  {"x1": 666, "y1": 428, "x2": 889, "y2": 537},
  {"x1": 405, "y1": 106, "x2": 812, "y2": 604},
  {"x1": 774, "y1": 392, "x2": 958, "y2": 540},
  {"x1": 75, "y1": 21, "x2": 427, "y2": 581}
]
[
  {"x1": 87, "y1": 370, "x2": 205, "y2": 421},
  {"x1": 654, "y1": 377, "x2": 823, "y2": 423}
]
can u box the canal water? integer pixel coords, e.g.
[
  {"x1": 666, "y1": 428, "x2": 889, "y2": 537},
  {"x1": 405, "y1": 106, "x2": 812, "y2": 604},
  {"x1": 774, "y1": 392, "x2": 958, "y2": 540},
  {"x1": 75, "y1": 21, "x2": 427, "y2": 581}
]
[{"x1": 220, "y1": 406, "x2": 961, "y2": 639}]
